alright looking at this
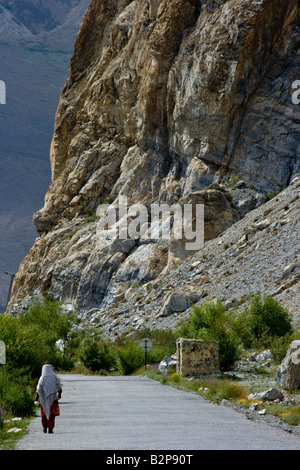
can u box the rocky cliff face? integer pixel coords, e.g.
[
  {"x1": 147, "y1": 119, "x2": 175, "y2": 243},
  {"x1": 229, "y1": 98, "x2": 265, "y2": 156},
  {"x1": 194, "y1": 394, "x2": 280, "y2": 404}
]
[{"x1": 7, "y1": 0, "x2": 300, "y2": 329}]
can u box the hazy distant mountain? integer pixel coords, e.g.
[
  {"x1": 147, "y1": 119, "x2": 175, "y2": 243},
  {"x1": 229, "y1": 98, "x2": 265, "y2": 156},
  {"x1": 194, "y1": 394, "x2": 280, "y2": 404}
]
[
  {"x1": 0, "y1": 0, "x2": 82, "y2": 35},
  {"x1": 0, "y1": 0, "x2": 90, "y2": 311},
  {"x1": 0, "y1": 0, "x2": 91, "y2": 49}
]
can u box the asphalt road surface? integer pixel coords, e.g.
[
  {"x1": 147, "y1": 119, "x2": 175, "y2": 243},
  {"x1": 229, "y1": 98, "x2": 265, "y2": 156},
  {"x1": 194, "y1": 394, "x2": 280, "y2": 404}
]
[{"x1": 15, "y1": 375, "x2": 300, "y2": 451}]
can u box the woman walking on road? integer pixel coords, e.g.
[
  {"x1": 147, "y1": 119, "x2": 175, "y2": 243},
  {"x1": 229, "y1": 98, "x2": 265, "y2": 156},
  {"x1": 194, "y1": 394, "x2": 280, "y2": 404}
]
[{"x1": 35, "y1": 364, "x2": 62, "y2": 434}]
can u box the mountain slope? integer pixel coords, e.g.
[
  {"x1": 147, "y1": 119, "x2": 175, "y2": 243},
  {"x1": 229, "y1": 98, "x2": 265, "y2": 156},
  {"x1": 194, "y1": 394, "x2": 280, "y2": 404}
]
[
  {"x1": 96, "y1": 176, "x2": 298, "y2": 338},
  {"x1": 6, "y1": 0, "x2": 300, "y2": 333}
]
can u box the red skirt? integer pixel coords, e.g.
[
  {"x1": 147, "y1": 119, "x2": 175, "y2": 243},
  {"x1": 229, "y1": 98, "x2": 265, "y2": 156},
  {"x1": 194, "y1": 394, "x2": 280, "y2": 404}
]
[
  {"x1": 41, "y1": 400, "x2": 60, "y2": 418},
  {"x1": 50, "y1": 400, "x2": 60, "y2": 417}
]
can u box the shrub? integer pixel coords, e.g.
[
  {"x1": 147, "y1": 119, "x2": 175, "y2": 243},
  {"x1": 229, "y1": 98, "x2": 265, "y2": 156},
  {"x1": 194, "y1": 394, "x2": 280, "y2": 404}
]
[
  {"x1": 0, "y1": 301, "x2": 76, "y2": 378},
  {"x1": 202, "y1": 378, "x2": 247, "y2": 403},
  {"x1": 78, "y1": 330, "x2": 117, "y2": 372},
  {"x1": 231, "y1": 310, "x2": 254, "y2": 349},
  {"x1": 269, "y1": 335, "x2": 292, "y2": 363},
  {"x1": 0, "y1": 367, "x2": 34, "y2": 417},
  {"x1": 246, "y1": 295, "x2": 293, "y2": 342},
  {"x1": 19, "y1": 301, "x2": 75, "y2": 344},
  {"x1": 170, "y1": 372, "x2": 181, "y2": 383},
  {"x1": 117, "y1": 339, "x2": 144, "y2": 375}
]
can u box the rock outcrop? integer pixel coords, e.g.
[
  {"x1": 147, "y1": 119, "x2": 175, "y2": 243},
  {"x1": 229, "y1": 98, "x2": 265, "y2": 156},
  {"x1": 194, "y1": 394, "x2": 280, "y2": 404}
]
[
  {"x1": 276, "y1": 340, "x2": 300, "y2": 389},
  {"x1": 7, "y1": 0, "x2": 300, "y2": 327},
  {"x1": 75, "y1": 175, "x2": 299, "y2": 338}
]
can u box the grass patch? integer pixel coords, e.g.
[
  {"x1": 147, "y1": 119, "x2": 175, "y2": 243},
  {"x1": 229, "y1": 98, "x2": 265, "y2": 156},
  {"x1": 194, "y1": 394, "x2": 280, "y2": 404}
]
[
  {"x1": 264, "y1": 404, "x2": 300, "y2": 426},
  {"x1": 284, "y1": 408, "x2": 300, "y2": 426},
  {"x1": 200, "y1": 378, "x2": 248, "y2": 403},
  {"x1": 0, "y1": 415, "x2": 33, "y2": 450},
  {"x1": 143, "y1": 370, "x2": 248, "y2": 404}
]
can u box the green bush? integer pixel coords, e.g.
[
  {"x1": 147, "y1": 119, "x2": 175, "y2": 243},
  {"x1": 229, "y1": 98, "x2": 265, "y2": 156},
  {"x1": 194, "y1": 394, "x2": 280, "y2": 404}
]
[
  {"x1": 78, "y1": 329, "x2": 117, "y2": 372},
  {"x1": 19, "y1": 301, "x2": 75, "y2": 347},
  {"x1": 245, "y1": 295, "x2": 293, "y2": 344},
  {"x1": 170, "y1": 372, "x2": 181, "y2": 383},
  {"x1": 0, "y1": 301, "x2": 78, "y2": 419},
  {"x1": 0, "y1": 301, "x2": 76, "y2": 378},
  {"x1": 231, "y1": 310, "x2": 254, "y2": 349},
  {"x1": 269, "y1": 335, "x2": 292, "y2": 363},
  {"x1": 117, "y1": 339, "x2": 144, "y2": 375},
  {"x1": 176, "y1": 300, "x2": 241, "y2": 370},
  {"x1": 0, "y1": 367, "x2": 34, "y2": 417}
]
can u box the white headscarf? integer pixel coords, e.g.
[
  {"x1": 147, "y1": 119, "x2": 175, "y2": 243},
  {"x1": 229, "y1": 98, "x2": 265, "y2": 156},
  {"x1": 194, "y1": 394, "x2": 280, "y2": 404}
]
[{"x1": 37, "y1": 364, "x2": 61, "y2": 419}]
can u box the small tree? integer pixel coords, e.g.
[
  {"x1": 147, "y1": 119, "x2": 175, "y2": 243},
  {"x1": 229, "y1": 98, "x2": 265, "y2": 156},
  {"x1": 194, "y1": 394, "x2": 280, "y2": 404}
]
[
  {"x1": 78, "y1": 329, "x2": 117, "y2": 372},
  {"x1": 117, "y1": 339, "x2": 144, "y2": 375},
  {"x1": 247, "y1": 295, "x2": 293, "y2": 341}
]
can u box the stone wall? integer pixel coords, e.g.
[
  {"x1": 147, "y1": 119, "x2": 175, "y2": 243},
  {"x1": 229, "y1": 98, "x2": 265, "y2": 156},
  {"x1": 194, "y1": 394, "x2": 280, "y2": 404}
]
[{"x1": 176, "y1": 338, "x2": 220, "y2": 377}]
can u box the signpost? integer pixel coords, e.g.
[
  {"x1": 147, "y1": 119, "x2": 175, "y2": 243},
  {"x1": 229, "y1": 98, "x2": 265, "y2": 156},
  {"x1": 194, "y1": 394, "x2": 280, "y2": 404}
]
[{"x1": 139, "y1": 338, "x2": 153, "y2": 370}]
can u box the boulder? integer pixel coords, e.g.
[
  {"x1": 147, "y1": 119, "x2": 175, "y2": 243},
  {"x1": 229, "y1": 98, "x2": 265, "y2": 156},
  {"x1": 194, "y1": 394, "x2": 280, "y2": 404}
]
[
  {"x1": 248, "y1": 388, "x2": 284, "y2": 402},
  {"x1": 276, "y1": 340, "x2": 300, "y2": 389},
  {"x1": 249, "y1": 350, "x2": 272, "y2": 363},
  {"x1": 259, "y1": 388, "x2": 284, "y2": 402},
  {"x1": 160, "y1": 291, "x2": 198, "y2": 317},
  {"x1": 159, "y1": 356, "x2": 177, "y2": 374},
  {"x1": 7, "y1": 427, "x2": 22, "y2": 433},
  {"x1": 249, "y1": 403, "x2": 259, "y2": 411}
]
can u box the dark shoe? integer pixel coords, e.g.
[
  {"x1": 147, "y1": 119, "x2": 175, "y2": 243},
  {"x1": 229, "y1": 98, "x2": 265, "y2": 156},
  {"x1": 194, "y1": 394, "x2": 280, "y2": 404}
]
[
  {"x1": 48, "y1": 429, "x2": 53, "y2": 433},
  {"x1": 43, "y1": 428, "x2": 47, "y2": 433}
]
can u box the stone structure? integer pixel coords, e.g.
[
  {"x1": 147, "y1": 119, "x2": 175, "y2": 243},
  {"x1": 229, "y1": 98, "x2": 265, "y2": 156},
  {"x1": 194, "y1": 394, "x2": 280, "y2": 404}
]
[{"x1": 176, "y1": 338, "x2": 220, "y2": 377}]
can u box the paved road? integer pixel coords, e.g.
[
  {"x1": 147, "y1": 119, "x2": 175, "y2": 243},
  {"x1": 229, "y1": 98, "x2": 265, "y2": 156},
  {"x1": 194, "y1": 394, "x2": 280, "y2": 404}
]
[{"x1": 15, "y1": 375, "x2": 300, "y2": 450}]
